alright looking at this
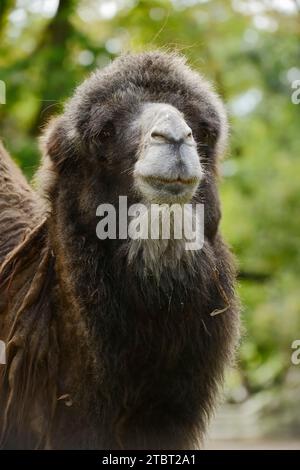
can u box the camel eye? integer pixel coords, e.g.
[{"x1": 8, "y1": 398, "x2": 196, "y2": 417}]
[
  {"x1": 89, "y1": 121, "x2": 115, "y2": 160},
  {"x1": 202, "y1": 129, "x2": 209, "y2": 140},
  {"x1": 99, "y1": 121, "x2": 115, "y2": 142}
]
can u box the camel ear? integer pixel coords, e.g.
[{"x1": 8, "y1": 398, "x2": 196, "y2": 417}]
[{"x1": 40, "y1": 117, "x2": 76, "y2": 171}]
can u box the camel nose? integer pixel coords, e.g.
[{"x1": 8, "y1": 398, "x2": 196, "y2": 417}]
[{"x1": 150, "y1": 112, "x2": 193, "y2": 144}]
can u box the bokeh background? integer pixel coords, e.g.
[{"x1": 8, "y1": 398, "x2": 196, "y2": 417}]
[{"x1": 0, "y1": 0, "x2": 300, "y2": 448}]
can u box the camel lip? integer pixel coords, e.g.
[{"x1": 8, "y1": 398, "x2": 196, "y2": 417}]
[{"x1": 137, "y1": 174, "x2": 200, "y2": 186}]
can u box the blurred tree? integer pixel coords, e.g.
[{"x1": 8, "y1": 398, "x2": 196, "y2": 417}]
[{"x1": 29, "y1": 0, "x2": 78, "y2": 135}]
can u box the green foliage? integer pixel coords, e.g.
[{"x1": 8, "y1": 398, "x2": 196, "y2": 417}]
[{"x1": 0, "y1": 0, "x2": 299, "y2": 396}]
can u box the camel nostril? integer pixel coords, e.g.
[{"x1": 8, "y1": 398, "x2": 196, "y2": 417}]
[
  {"x1": 151, "y1": 131, "x2": 168, "y2": 141},
  {"x1": 150, "y1": 131, "x2": 192, "y2": 145},
  {"x1": 149, "y1": 110, "x2": 193, "y2": 143}
]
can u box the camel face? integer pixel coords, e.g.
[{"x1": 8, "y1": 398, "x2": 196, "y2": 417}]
[{"x1": 133, "y1": 103, "x2": 202, "y2": 204}]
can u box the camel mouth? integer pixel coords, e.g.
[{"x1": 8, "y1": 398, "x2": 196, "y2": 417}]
[
  {"x1": 140, "y1": 175, "x2": 200, "y2": 186},
  {"x1": 135, "y1": 173, "x2": 200, "y2": 203}
]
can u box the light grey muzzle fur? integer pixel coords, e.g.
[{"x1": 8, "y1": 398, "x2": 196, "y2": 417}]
[{"x1": 134, "y1": 103, "x2": 203, "y2": 203}]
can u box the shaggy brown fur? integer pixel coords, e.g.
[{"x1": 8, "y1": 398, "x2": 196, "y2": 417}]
[{"x1": 0, "y1": 51, "x2": 240, "y2": 449}]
